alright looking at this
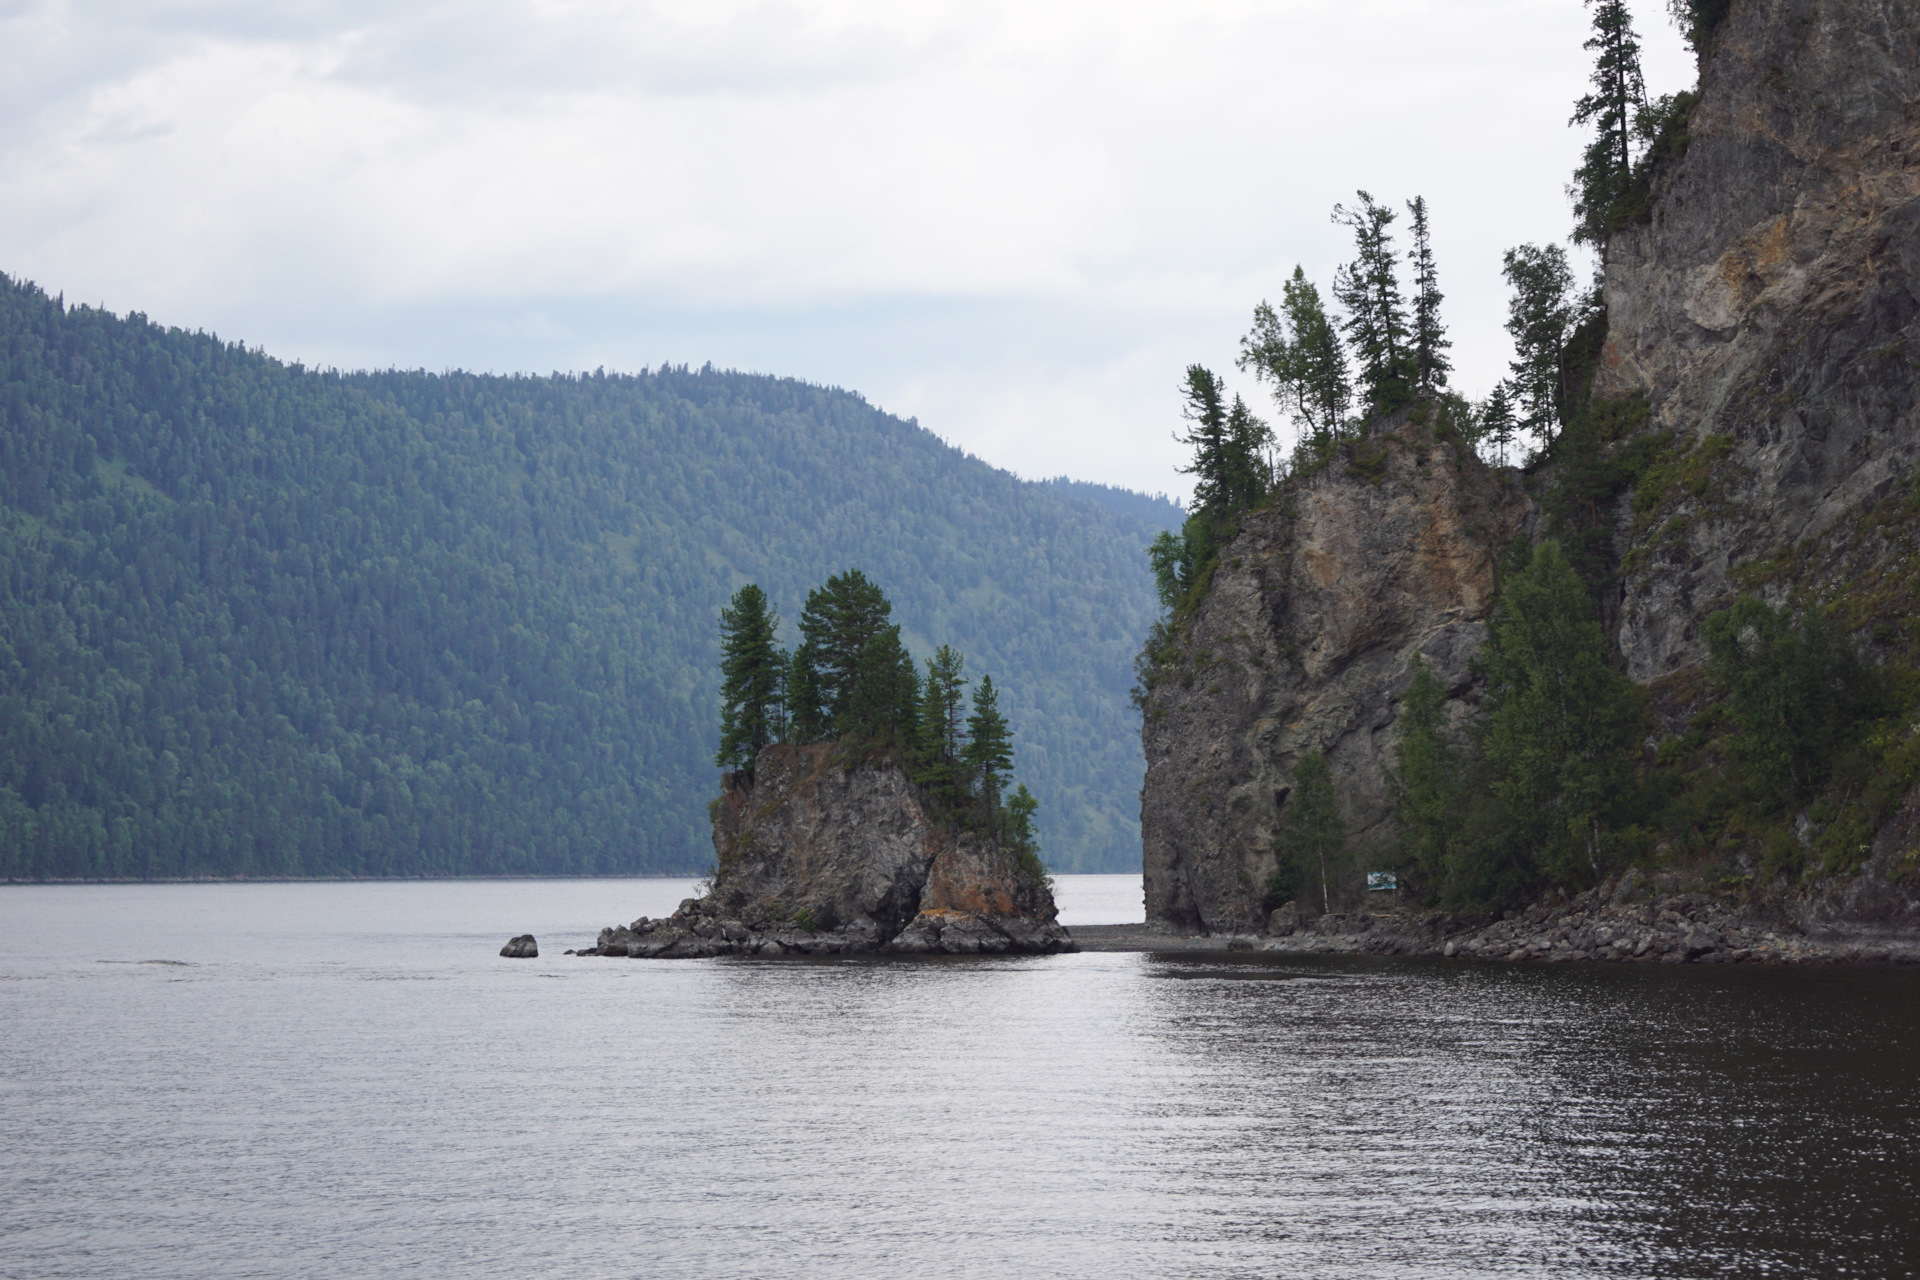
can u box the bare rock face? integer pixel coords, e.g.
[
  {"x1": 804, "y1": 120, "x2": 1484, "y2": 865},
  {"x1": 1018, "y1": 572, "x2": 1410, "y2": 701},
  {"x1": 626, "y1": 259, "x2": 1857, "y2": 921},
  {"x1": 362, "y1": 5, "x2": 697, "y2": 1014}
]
[
  {"x1": 1139, "y1": 420, "x2": 1530, "y2": 933},
  {"x1": 578, "y1": 743, "x2": 1073, "y2": 957},
  {"x1": 1597, "y1": 0, "x2": 1920, "y2": 681},
  {"x1": 499, "y1": 934, "x2": 537, "y2": 958}
]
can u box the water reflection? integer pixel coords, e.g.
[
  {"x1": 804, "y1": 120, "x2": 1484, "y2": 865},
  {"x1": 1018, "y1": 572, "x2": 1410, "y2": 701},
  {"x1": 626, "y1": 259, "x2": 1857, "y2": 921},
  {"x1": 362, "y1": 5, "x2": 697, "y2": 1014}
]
[{"x1": 0, "y1": 883, "x2": 1915, "y2": 1279}]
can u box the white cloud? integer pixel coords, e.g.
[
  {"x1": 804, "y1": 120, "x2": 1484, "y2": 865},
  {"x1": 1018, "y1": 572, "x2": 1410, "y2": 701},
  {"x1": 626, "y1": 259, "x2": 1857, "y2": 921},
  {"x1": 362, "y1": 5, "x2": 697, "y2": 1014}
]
[{"x1": 0, "y1": 0, "x2": 1693, "y2": 496}]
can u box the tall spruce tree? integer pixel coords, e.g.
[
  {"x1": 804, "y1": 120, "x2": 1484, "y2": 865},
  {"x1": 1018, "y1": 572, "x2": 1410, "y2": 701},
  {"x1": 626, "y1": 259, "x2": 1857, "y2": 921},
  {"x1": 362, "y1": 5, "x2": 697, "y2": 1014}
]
[
  {"x1": 716, "y1": 583, "x2": 786, "y2": 772},
  {"x1": 1479, "y1": 381, "x2": 1521, "y2": 466},
  {"x1": 845, "y1": 623, "x2": 920, "y2": 749},
  {"x1": 1239, "y1": 267, "x2": 1352, "y2": 446},
  {"x1": 962, "y1": 674, "x2": 1014, "y2": 814},
  {"x1": 1175, "y1": 367, "x2": 1270, "y2": 515},
  {"x1": 1501, "y1": 244, "x2": 1577, "y2": 440},
  {"x1": 915, "y1": 644, "x2": 970, "y2": 803},
  {"x1": 1331, "y1": 191, "x2": 1414, "y2": 416},
  {"x1": 1571, "y1": 0, "x2": 1649, "y2": 248},
  {"x1": 1478, "y1": 540, "x2": 1643, "y2": 887},
  {"x1": 795, "y1": 569, "x2": 893, "y2": 730},
  {"x1": 1406, "y1": 197, "x2": 1451, "y2": 395}
]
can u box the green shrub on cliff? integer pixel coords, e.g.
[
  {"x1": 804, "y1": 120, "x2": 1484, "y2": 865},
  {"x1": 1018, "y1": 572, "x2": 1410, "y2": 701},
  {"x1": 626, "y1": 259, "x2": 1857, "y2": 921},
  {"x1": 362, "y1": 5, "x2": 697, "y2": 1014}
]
[{"x1": 1276, "y1": 749, "x2": 1346, "y2": 915}]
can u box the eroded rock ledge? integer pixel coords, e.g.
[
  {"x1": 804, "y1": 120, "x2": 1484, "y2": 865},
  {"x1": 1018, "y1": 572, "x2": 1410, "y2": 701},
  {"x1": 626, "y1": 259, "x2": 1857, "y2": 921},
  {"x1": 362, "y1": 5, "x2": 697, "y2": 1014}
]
[{"x1": 571, "y1": 743, "x2": 1074, "y2": 958}]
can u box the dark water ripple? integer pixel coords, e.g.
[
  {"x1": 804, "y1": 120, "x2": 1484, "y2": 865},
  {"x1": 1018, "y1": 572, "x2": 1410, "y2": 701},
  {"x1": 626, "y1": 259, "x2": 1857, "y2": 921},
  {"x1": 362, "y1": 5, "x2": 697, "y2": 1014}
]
[{"x1": 1, "y1": 879, "x2": 1916, "y2": 1279}]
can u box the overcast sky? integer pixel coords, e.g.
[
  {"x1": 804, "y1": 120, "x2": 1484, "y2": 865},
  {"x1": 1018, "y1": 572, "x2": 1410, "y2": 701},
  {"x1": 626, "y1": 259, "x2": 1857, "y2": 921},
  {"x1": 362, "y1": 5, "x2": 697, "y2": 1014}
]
[{"x1": 3, "y1": 0, "x2": 1692, "y2": 499}]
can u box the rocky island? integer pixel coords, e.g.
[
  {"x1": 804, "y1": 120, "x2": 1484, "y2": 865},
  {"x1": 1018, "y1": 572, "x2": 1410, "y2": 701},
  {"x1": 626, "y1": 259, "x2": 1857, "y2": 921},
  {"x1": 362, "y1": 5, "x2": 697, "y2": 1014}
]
[{"x1": 574, "y1": 744, "x2": 1072, "y2": 957}]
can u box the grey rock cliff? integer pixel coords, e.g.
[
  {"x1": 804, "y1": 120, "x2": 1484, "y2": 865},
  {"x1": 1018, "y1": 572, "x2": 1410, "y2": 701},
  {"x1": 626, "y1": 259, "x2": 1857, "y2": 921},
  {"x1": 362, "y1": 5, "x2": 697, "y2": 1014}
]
[
  {"x1": 578, "y1": 743, "x2": 1073, "y2": 957},
  {"x1": 1140, "y1": 0, "x2": 1920, "y2": 936},
  {"x1": 1599, "y1": 0, "x2": 1920, "y2": 680},
  {"x1": 1139, "y1": 422, "x2": 1529, "y2": 933}
]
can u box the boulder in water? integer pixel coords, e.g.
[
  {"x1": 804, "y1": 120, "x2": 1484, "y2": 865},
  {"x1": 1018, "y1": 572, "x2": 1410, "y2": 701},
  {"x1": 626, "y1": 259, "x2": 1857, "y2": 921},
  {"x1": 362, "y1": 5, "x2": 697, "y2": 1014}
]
[{"x1": 500, "y1": 934, "x2": 538, "y2": 958}]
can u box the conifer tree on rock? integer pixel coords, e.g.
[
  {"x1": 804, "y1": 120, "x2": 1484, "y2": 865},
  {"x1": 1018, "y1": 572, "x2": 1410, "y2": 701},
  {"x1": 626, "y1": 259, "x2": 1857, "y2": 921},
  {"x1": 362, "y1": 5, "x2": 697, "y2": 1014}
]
[
  {"x1": 1331, "y1": 191, "x2": 1415, "y2": 416},
  {"x1": 716, "y1": 583, "x2": 786, "y2": 772},
  {"x1": 1501, "y1": 244, "x2": 1577, "y2": 440},
  {"x1": 795, "y1": 569, "x2": 893, "y2": 729},
  {"x1": 1405, "y1": 196, "x2": 1451, "y2": 396},
  {"x1": 1277, "y1": 748, "x2": 1345, "y2": 916},
  {"x1": 1238, "y1": 266, "x2": 1352, "y2": 446},
  {"x1": 1570, "y1": 0, "x2": 1648, "y2": 248},
  {"x1": 915, "y1": 644, "x2": 970, "y2": 805},
  {"x1": 962, "y1": 674, "x2": 1014, "y2": 815},
  {"x1": 845, "y1": 624, "x2": 920, "y2": 748}
]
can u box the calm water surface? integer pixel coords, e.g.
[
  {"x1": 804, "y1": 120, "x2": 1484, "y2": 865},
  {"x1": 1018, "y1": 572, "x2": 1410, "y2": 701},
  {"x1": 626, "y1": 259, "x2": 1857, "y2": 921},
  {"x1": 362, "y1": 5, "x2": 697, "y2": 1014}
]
[{"x1": 2, "y1": 875, "x2": 1917, "y2": 1279}]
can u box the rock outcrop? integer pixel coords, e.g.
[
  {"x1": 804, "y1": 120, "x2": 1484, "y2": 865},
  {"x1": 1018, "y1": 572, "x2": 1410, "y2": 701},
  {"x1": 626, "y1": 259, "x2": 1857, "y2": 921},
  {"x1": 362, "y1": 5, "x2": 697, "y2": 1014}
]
[
  {"x1": 576, "y1": 743, "x2": 1074, "y2": 958},
  {"x1": 1139, "y1": 417, "x2": 1529, "y2": 933},
  {"x1": 1598, "y1": 0, "x2": 1920, "y2": 681},
  {"x1": 1141, "y1": 0, "x2": 1920, "y2": 937},
  {"x1": 499, "y1": 934, "x2": 538, "y2": 958}
]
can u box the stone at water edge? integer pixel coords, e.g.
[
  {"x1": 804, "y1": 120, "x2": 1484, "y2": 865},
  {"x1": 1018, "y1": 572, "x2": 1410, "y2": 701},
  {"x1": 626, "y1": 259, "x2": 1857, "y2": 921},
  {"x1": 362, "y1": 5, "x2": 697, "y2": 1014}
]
[{"x1": 500, "y1": 934, "x2": 538, "y2": 958}]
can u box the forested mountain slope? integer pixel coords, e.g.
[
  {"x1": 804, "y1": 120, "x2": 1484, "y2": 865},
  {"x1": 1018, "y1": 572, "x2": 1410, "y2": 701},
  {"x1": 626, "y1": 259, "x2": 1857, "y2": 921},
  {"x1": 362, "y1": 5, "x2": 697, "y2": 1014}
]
[{"x1": 0, "y1": 275, "x2": 1168, "y2": 878}]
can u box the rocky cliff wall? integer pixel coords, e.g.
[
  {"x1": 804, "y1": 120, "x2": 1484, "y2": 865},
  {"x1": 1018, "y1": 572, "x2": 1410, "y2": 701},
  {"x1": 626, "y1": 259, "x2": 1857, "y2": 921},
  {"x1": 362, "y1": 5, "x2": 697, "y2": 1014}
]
[
  {"x1": 1141, "y1": 0, "x2": 1920, "y2": 935},
  {"x1": 578, "y1": 743, "x2": 1072, "y2": 957},
  {"x1": 1139, "y1": 423, "x2": 1530, "y2": 932},
  {"x1": 1599, "y1": 0, "x2": 1920, "y2": 680}
]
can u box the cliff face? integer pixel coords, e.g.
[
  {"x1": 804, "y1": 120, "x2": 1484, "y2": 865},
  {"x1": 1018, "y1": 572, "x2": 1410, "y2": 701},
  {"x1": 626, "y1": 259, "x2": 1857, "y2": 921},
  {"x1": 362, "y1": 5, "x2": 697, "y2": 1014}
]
[
  {"x1": 1599, "y1": 0, "x2": 1920, "y2": 680},
  {"x1": 581, "y1": 743, "x2": 1072, "y2": 957},
  {"x1": 1139, "y1": 423, "x2": 1529, "y2": 932},
  {"x1": 1141, "y1": 0, "x2": 1920, "y2": 935}
]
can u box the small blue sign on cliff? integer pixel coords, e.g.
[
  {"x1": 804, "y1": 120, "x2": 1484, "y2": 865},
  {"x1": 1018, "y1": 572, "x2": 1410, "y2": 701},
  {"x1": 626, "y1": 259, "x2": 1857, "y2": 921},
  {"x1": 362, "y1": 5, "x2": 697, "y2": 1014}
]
[{"x1": 1367, "y1": 871, "x2": 1398, "y2": 892}]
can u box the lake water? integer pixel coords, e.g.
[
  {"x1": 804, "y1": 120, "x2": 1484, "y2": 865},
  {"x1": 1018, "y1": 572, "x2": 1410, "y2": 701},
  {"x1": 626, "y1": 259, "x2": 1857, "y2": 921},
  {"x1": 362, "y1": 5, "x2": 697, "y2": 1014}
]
[{"x1": 2, "y1": 875, "x2": 1917, "y2": 1279}]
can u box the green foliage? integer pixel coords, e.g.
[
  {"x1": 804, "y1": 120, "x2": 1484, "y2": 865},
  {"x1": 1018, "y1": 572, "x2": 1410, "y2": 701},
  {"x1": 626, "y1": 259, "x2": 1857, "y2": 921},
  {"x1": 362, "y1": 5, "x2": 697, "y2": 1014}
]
[
  {"x1": 1332, "y1": 191, "x2": 1416, "y2": 415},
  {"x1": 1666, "y1": 0, "x2": 1732, "y2": 60},
  {"x1": 1176, "y1": 366, "x2": 1271, "y2": 516},
  {"x1": 1570, "y1": 0, "x2": 1649, "y2": 249},
  {"x1": 1541, "y1": 395, "x2": 1662, "y2": 590},
  {"x1": 716, "y1": 584, "x2": 785, "y2": 772},
  {"x1": 1405, "y1": 196, "x2": 1452, "y2": 396},
  {"x1": 1477, "y1": 540, "x2": 1645, "y2": 887},
  {"x1": 1477, "y1": 382, "x2": 1521, "y2": 466},
  {"x1": 1006, "y1": 782, "x2": 1048, "y2": 885},
  {"x1": 962, "y1": 674, "x2": 1014, "y2": 812},
  {"x1": 0, "y1": 274, "x2": 1158, "y2": 877},
  {"x1": 1238, "y1": 267, "x2": 1353, "y2": 446},
  {"x1": 1703, "y1": 598, "x2": 1887, "y2": 805},
  {"x1": 913, "y1": 644, "x2": 970, "y2": 807},
  {"x1": 1389, "y1": 656, "x2": 1459, "y2": 892},
  {"x1": 1276, "y1": 748, "x2": 1346, "y2": 914},
  {"x1": 1502, "y1": 244, "x2": 1578, "y2": 439}
]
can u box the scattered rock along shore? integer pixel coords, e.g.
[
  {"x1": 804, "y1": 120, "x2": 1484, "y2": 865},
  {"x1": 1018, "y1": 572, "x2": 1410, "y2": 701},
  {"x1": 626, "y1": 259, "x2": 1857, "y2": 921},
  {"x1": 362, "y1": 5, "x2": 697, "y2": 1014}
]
[
  {"x1": 569, "y1": 742, "x2": 1075, "y2": 959},
  {"x1": 1077, "y1": 873, "x2": 1920, "y2": 965}
]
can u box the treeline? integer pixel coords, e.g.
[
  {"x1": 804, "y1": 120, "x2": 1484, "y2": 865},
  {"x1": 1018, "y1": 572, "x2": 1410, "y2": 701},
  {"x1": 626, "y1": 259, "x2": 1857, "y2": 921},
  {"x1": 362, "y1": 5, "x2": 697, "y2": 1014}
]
[
  {"x1": 717, "y1": 572, "x2": 1040, "y2": 871},
  {"x1": 0, "y1": 274, "x2": 1166, "y2": 879}
]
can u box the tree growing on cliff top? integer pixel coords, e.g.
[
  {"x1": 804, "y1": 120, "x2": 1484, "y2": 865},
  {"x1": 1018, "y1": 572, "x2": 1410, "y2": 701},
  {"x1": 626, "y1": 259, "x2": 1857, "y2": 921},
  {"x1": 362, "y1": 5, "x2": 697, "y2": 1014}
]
[
  {"x1": 1406, "y1": 197, "x2": 1452, "y2": 396},
  {"x1": 795, "y1": 569, "x2": 893, "y2": 730},
  {"x1": 845, "y1": 623, "x2": 921, "y2": 750},
  {"x1": 716, "y1": 583, "x2": 787, "y2": 772},
  {"x1": 1502, "y1": 244, "x2": 1577, "y2": 440},
  {"x1": 1239, "y1": 267, "x2": 1352, "y2": 447},
  {"x1": 1176, "y1": 365, "x2": 1271, "y2": 516},
  {"x1": 1571, "y1": 0, "x2": 1649, "y2": 248},
  {"x1": 1332, "y1": 191, "x2": 1415, "y2": 416},
  {"x1": 963, "y1": 674, "x2": 1015, "y2": 814}
]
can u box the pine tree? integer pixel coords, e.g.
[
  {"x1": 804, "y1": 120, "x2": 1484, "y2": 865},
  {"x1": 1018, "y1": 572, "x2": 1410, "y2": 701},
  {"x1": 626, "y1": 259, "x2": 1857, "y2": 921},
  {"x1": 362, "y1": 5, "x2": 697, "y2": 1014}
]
[
  {"x1": 1478, "y1": 540, "x2": 1643, "y2": 886},
  {"x1": 1238, "y1": 267, "x2": 1352, "y2": 446},
  {"x1": 1479, "y1": 381, "x2": 1520, "y2": 466},
  {"x1": 1406, "y1": 196, "x2": 1451, "y2": 395},
  {"x1": 915, "y1": 644, "x2": 969, "y2": 800},
  {"x1": 1006, "y1": 782, "x2": 1045, "y2": 881},
  {"x1": 1501, "y1": 244, "x2": 1576, "y2": 440},
  {"x1": 1389, "y1": 656, "x2": 1458, "y2": 890},
  {"x1": 1571, "y1": 0, "x2": 1648, "y2": 248},
  {"x1": 1277, "y1": 748, "x2": 1345, "y2": 915},
  {"x1": 1175, "y1": 366, "x2": 1232, "y2": 511},
  {"x1": 1331, "y1": 191, "x2": 1414, "y2": 416},
  {"x1": 845, "y1": 624, "x2": 920, "y2": 749},
  {"x1": 796, "y1": 569, "x2": 893, "y2": 729},
  {"x1": 785, "y1": 643, "x2": 826, "y2": 744},
  {"x1": 962, "y1": 674, "x2": 1014, "y2": 814},
  {"x1": 715, "y1": 583, "x2": 786, "y2": 772}
]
